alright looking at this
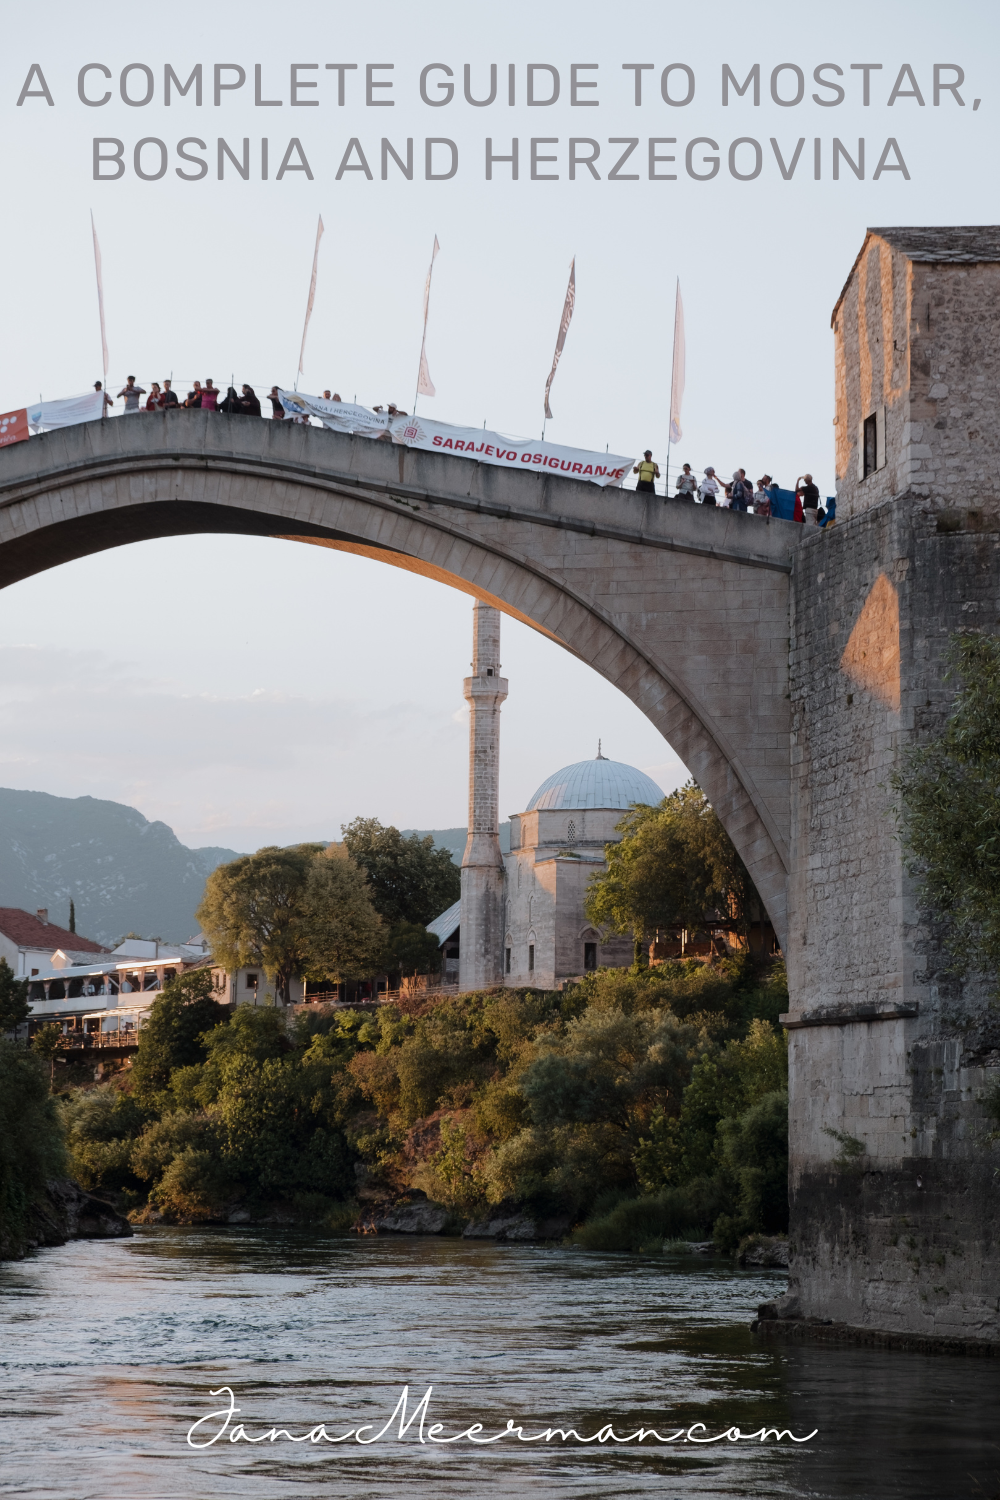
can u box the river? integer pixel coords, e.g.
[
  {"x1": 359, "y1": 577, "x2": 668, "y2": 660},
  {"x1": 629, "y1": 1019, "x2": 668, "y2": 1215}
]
[{"x1": 0, "y1": 1228, "x2": 996, "y2": 1499}]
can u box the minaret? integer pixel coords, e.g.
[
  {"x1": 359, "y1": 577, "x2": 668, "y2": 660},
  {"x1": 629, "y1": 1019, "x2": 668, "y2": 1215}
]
[{"x1": 459, "y1": 601, "x2": 508, "y2": 992}]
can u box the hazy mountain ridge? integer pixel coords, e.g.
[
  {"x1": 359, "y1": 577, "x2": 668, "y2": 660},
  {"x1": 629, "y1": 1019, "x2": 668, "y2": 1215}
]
[
  {"x1": 0, "y1": 788, "x2": 244, "y2": 947},
  {"x1": 402, "y1": 826, "x2": 511, "y2": 862}
]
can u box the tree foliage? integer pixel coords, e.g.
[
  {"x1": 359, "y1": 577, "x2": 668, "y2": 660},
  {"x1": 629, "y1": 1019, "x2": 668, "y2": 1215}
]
[
  {"x1": 585, "y1": 783, "x2": 762, "y2": 957},
  {"x1": 340, "y1": 818, "x2": 460, "y2": 927},
  {"x1": 381, "y1": 920, "x2": 442, "y2": 978},
  {"x1": 197, "y1": 843, "x2": 384, "y2": 999},
  {"x1": 891, "y1": 632, "x2": 1000, "y2": 980},
  {"x1": 0, "y1": 958, "x2": 29, "y2": 1034},
  {"x1": 0, "y1": 1041, "x2": 67, "y2": 1257},
  {"x1": 130, "y1": 970, "x2": 228, "y2": 1102}
]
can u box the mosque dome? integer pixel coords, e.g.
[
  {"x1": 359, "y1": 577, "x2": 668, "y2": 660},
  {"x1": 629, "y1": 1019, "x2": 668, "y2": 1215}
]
[{"x1": 525, "y1": 750, "x2": 664, "y2": 813}]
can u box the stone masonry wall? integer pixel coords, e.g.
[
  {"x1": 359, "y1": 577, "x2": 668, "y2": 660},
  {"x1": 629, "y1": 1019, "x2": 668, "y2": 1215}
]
[
  {"x1": 786, "y1": 487, "x2": 1000, "y2": 1340},
  {"x1": 835, "y1": 240, "x2": 1000, "y2": 521}
]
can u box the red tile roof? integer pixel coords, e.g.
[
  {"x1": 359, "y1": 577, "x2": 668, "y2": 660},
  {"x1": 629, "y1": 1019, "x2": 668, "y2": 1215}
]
[{"x1": 0, "y1": 907, "x2": 108, "y2": 954}]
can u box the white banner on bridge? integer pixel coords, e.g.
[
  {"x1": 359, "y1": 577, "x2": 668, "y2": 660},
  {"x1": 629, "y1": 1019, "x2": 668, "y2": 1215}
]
[
  {"x1": 278, "y1": 391, "x2": 632, "y2": 488},
  {"x1": 27, "y1": 391, "x2": 106, "y2": 432},
  {"x1": 389, "y1": 414, "x2": 632, "y2": 487},
  {"x1": 277, "y1": 391, "x2": 390, "y2": 436}
]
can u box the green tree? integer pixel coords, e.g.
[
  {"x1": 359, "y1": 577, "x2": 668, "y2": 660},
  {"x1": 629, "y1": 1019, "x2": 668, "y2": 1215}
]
[
  {"x1": 891, "y1": 631, "x2": 1000, "y2": 980},
  {"x1": 303, "y1": 849, "x2": 386, "y2": 981},
  {"x1": 0, "y1": 1040, "x2": 67, "y2": 1258},
  {"x1": 585, "y1": 783, "x2": 761, "y2": 962},
  {"x1": 197, "y1": 844, "x2": 384, "y2": 1002},
  {"x1": 340, "y1": 818, "x2": 460, "y2": 926},
  {"x1": 382, "y1": 920, "x2": 442, "y2": 979},
  {"x1": 0, "y1": 958, "x2": 30, "y2": 1034},
  {"x1": 131, "y1": 970, "x2": 227, "y2": 1101},
  {"x1": 32, "y1": 1024, "x2": 66, "y2": 1089}
]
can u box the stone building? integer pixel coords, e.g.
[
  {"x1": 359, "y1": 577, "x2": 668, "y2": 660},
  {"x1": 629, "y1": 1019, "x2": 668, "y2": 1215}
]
[
  {"x1": 443, "y1": 602, "x2": 662, "y2": 990},
  {"x1": 780, "y1": 225, "x2": 1000, "y2": 1344},
  {"x1": 503, "y1": 753, "x2": 660, "y2": 989}
]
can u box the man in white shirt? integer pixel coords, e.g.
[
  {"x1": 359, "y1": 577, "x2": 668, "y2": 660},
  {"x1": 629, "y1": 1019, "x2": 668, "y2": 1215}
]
[{"x1": 117, "y1": 377, "x2": 146, "y2": 414}]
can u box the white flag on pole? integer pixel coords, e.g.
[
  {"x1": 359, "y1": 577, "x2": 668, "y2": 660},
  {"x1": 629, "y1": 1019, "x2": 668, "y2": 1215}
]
[
  {"x1": 669, "y1": 279, "x2": 685, "y2": 445},
  {"x1": 543, "y1": 257, "x2": 576, "y2": 422},
  {"x1": 90, "y1": 211, "x2": 109, "y2": 390},
  {"x1": 297, "y1": 214, "x2": 325, "y2": 380},
  {"x1": 416, "y1": 235, "x2": 441, "y2": 401}
]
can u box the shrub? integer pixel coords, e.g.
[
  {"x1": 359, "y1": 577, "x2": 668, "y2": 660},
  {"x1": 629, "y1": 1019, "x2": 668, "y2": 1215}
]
[
  {"x1": 571, "y1": 1178, "x2": 729, "y2": 1253},
  {"x1": 0, "y1": 1041, "x2": 67, "y2": 1257},
  {"x1": 151, "y1": 1147, "x2": 238, "y2": 1221},
  {"x1": 131, "y1": 971, "x2": 228, "y2": 1102},
  {"x1": 715, "y1": 1089, "x2": 790, "y2": 1245}
]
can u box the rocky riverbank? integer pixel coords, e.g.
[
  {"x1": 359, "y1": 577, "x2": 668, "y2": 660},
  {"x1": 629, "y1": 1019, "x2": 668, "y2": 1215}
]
[{"x1": 2, "y1": 1179, "x2": 132, "y2": 1260}]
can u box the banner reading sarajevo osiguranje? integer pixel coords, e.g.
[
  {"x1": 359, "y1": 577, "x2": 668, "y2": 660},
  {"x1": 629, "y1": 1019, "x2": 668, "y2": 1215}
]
[{"x1": 278, "y1": 391, "x2": 633, "y2": 488}]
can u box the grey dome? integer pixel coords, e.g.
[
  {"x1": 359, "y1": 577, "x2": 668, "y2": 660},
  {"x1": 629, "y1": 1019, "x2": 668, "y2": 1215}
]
[{"x1": 525, "y1": 757, "x2": 664, "y2": 812}]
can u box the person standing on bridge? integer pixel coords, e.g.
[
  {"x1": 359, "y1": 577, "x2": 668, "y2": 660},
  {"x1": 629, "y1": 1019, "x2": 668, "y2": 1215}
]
[
  {"x1": 240, "y1": 385, "x2": 262, "y2": 417},
  {"x1": 200, "y1": 380, "x2": 221, "y2": 413},
  {"x1": 729, "y1": 470, "x2": 752, "y2": 512},
  {"x1": 268, "y1": 387, "x2": 285, "y2": 419},
  {"x1": 633, "y1": 451, "x2": 659, "y2": 494},
  {"x1": 117, "y1": 376, "x2": 145, "y2": 414},
  {"x1": 674, "y1": 463, "x2": 697, "y2": 500},
  {"x1": 94, "y1": 381, "x2": 113, "y2": 416},
  {"x1": 698, "y1": 467, "x2": 720, "y2": 505},
  {"x1": 184, "y1": 381, "x2": 202, "y2": 409},
  {"x1": 161, "y1": 380, "x2": 179, "y2": 408},
  {"x1": 753, "y1": 475, "x2": 773, "y2": 517},
  {"x1": 796, "y1": 473, "x2": 820, "y2": 524}
]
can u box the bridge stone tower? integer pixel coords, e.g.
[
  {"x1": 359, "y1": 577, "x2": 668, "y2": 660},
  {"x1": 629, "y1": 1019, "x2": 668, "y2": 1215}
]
[
  {"x1": 459, "y1": 602, "x2": 508, "y2": 992},
  {"x1": 779, "y1": 227, "x2": 1000, "y2": 1346}
]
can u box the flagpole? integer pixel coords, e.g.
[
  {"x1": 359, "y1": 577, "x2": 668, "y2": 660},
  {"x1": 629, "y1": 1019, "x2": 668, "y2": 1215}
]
[
  {"x1": 666, "y1": 278, "x2": 685, "y2": 500},
  {"x1": 295, "y1": 214, "x2": 325, "y2": 393},
  {"x1": 90, "y1": 212, "x2": 109, "y2": 410},
  {"x1": 542, "y1": 256, "x2": 576, "y2": 444},
  {"x1": 665, "y1": 284, "x2": 677, "y2": 498},
  {"x1": 414, "y1": 235, "x2": 440, "y2": 415}
]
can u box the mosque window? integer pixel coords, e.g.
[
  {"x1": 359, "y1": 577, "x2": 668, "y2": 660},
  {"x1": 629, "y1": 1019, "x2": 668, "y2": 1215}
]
[
  {"x1": 567, "y1": 819, "x2": 577, "y2": 843},
  {"x1": 505, "y1": 948, "x2": 511, "y2": 974},
  {"x1": 528, "y1": 945, "x2": 535, "y2": 973},
  {"x1": 584, "y1": 943, "x2": 597, "y2": 970}
]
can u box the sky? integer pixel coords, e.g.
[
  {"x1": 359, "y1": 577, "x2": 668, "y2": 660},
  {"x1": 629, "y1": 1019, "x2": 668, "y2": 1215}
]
[{"x1": 0, "y1": 0, "x2": 994, "y2": 851}]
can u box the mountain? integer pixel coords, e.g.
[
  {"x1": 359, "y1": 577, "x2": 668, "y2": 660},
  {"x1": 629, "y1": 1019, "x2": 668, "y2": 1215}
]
[
  {"x1": 0, "y1": 788, "x2": 245, "y2": 947},
  {"x1": 402, "y1": 825, "x2": 511, "y2": 862}
]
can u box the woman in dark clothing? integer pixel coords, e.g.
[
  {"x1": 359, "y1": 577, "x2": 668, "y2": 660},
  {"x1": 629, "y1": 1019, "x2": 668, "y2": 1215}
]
[
  {"x1": 218, "y1": 386, "x2": 242, "y2": 414},
  {"x1": 240, "y1": 385, "x2": 262, "y2": 417}
]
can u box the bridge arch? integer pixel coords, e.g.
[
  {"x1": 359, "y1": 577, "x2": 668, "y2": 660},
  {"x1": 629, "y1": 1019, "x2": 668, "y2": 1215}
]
[{"x1": 0, "y1": 413, "x2": 801, "y2": 944}]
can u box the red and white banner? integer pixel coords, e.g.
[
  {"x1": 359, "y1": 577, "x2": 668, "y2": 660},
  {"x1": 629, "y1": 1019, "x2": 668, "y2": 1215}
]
[
  {"x1": 276, "y1": 391, "x2": 632, "y2": 488},
  {"x1": 0, "y1": 409, "x2": 29, "y2": 447},
  {"x1": 390, "y1": 413, "x2": 632, "y2": 487}
]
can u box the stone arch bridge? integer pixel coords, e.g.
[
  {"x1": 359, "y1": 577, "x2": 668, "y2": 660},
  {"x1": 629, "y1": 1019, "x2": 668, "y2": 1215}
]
[{"x1": 0, "y1": 411, "x2": 801, "y2": 944}]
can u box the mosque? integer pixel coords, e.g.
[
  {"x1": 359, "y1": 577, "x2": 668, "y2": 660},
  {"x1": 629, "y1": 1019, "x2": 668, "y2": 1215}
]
[{"x1": 427, "y1": 601, "x2": 664, "y2": 992}]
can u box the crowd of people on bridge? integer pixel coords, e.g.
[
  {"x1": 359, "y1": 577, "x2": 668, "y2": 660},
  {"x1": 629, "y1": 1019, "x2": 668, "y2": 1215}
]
[
  {"x1": 633, "y1": 450, "x2": 829, "y2": 524},
  {"x1": 99, "y1": 377, "x2": 368, "y2": 422},
  {"x1": 94, "y1": 378, "x2": 828, "y2": 522}
]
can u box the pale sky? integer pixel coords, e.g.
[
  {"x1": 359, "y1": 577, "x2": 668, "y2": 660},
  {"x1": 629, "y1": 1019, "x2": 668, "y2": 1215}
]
[{"x1": 0, "y1": 1, "x2": 993, "y2": 850}]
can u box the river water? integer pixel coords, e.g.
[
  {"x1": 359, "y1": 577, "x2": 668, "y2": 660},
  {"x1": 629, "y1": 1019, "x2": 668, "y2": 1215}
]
[{"x1": 0, "y1": 1228, "x2": 997, "y2": 1500}]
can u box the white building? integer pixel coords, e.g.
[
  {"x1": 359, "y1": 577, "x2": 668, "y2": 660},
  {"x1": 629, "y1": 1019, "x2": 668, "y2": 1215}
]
[{"x1": 0, "y1": 906, "x2": 108, "y2": 978}]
